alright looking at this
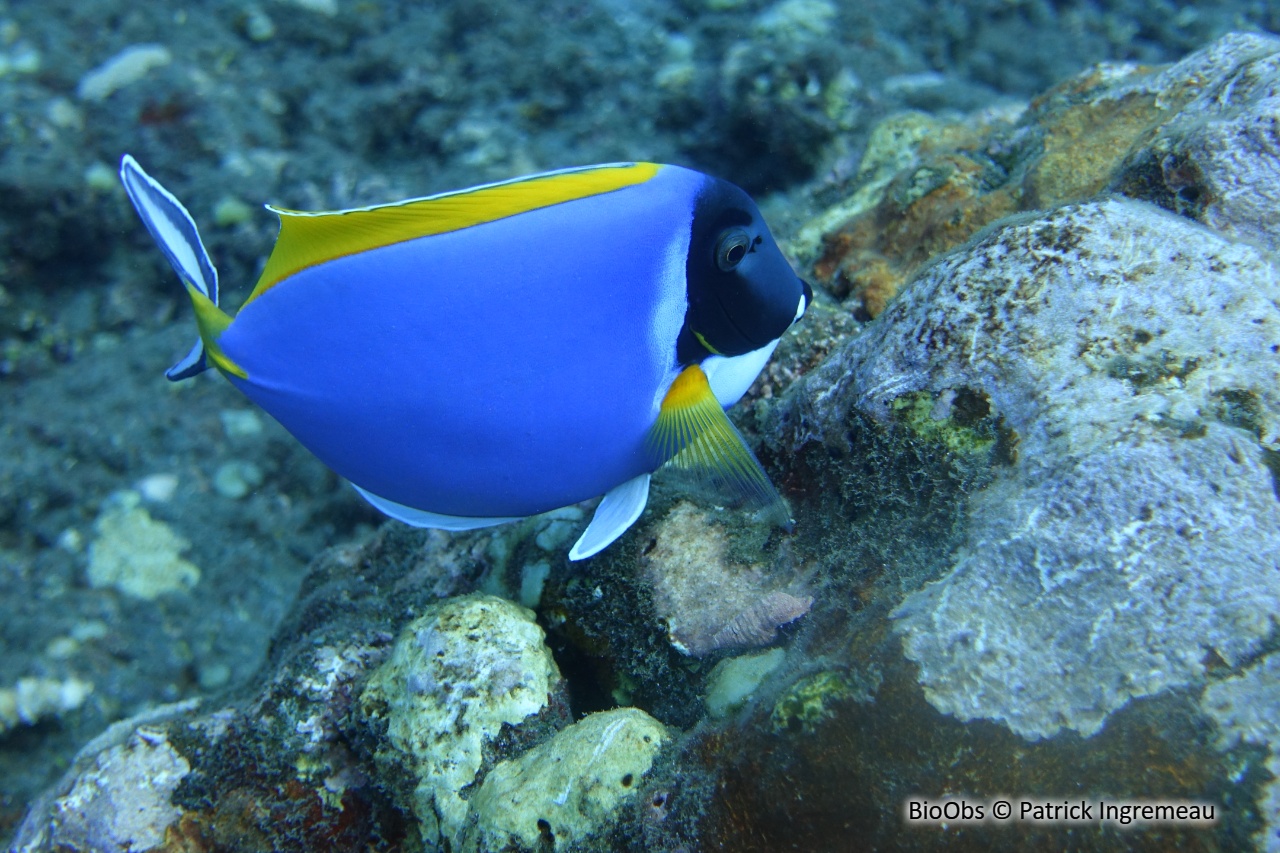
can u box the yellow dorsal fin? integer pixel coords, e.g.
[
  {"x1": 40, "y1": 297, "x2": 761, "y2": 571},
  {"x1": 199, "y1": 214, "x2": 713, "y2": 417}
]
[
  {"x1": 647, "y1": 365, "x2": 789, "y2": 522},
  {"x1": 243, "y1": 162, "x2": 662, "y2": 306},
  {"x1": 186, "y1": 283, "x2": 246, "y2": 378}
]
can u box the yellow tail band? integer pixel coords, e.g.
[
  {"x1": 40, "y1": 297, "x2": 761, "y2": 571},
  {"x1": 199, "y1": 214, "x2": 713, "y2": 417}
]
[{"x1": 186, "y1": 284, "x2": 246, "y2": 379}]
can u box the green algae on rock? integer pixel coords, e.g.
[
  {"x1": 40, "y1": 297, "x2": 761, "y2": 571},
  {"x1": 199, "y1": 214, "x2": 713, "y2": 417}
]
[
  {"x1": 770, "y1": 670, "x2": 856, "y2": 734},
  {"x1": 888, "y1": 388, "x2": 1010, "y2": 463}
]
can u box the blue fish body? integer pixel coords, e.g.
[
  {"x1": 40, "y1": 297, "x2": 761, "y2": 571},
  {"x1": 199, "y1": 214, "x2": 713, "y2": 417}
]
[
  {"x1": 225, "y1": 167, "x2": 702, "y2": 517},
  {"x1": 119, "y1": 158, "x2": 809, "y2": 558}
]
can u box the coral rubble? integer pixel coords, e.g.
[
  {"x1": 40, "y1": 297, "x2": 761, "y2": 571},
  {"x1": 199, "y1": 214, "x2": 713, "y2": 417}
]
[
  {"x1": 86, "y1": 490, "x2": 200, "y2": 600},
  {"x1": 359, "y1": 594, "x2": 565, "y2": 848},
  {"x1": 464, "y1": 707, "x2": 667, "y2": 851}
]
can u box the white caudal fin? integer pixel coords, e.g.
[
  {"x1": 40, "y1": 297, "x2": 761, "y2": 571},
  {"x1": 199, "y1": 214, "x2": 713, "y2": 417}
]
[
  {"x1": 119, "y1": 154, "x2": 220, "y2": 380},
  {"x1": 569, "y1": 473, "x2": 651, "y2": 561}
]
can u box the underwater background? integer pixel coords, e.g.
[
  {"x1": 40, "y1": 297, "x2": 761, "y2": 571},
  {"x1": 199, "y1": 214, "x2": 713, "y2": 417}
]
[{"x1": 3, "y1": 0, "x2": 1280, "y2": 850}]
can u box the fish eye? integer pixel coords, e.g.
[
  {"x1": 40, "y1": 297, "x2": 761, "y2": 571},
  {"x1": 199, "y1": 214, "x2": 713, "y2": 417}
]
[{"x1": 715, "y1": 228, "x2": 752, "y2": 272}]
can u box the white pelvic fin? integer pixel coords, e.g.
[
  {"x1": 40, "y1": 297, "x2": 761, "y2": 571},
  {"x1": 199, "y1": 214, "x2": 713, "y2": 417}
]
[
  {"x1": 352, "y1": 484, "x2": 521, "y2": 531},
  {"x1": 119, "y1": 154, "x2": 221, "y2": 381},
  {"x1": 569, "y1": 473, "x2": 651, "y2": 561}
]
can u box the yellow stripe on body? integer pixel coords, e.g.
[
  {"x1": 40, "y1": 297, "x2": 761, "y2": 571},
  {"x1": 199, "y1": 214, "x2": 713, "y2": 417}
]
[{"x1": 243, "y1": 162, "x2": 662, "y2": 306}]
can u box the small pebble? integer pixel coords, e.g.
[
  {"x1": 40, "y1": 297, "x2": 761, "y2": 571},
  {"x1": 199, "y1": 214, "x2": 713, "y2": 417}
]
[
  {"x1": 137, "y1": 473, "x2": 180, "y2": 503},
  {"x1": 244, "y1": 7, "x2": 276, "y2": 41},
  {"x1": 285, "y1": 0, "x2": 338, "y2": 16},
  {"x1": 198, "y1": 663, "x2": 232, "y2": 691},
  {"x1": 83, "y1": 162, "x2": 117, "y2": 192},
  {"x1": 1, "y1": 42, "x2": 41, "y2": 75},
  {"x1": 213, "y1": 461, "x2": 264, "y2": 500},
  {"x1": 70, "y1": 621, "x2": 109, "y2": 642},
  {"x1": 46, "y1": 636, "x2": 80, "y2": 660},
  {"x1": 56, "y1": 528, "x2": 83, "y2": 553},
  {"x1": 45, "y1": 97, "x2": 82, "y2": 130},
  {"x1": 220, "y1": 408, "x2": 264, "y2": 439},
  {"x1": 214, "y1": 196, "x2": 254, "y2": 227}
]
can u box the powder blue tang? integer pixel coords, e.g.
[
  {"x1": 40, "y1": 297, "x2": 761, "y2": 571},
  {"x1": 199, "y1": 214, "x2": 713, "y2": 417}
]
[{"x1": 119, "y1": 157, "x2": 810, "y2": 558}]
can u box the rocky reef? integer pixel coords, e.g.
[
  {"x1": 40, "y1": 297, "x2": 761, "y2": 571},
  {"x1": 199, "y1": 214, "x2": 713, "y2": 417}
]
[
  {"x1": 4, "y1": 4, "x2": 1280, "y2": 852},
  {"x1": 759, "y1": 30, "x2": 1280, "y2": 851},
  {"x1": 792, "y1": 192, "x2": 1280, "y2": 741}
]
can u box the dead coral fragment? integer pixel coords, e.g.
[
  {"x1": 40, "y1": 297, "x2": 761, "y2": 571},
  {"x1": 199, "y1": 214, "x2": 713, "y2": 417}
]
[
  {"x1": 463, "y1": 708, "x2": 667, "y2": 852},
  {"x1": 708, "y1": 591, "x2": 813, "y2": 651},
  {"x1": 76, "y1": 44, "x2": 171, "y2": 102},
  {"x1": 643, "y1": 502, "x2": 811, "y2": 657},
  {"x1": 87, "y1": 490, "x2": 200, "y2": 600},
  {"x1": 47, "y1": 727, "x2": 189, "y2": 851},
  {"x1": 358, "y1": 594, "x2": 562, "y2": 848},
  {"x1": 0, "y1": 676, "x2": 92, "y2": 734}
]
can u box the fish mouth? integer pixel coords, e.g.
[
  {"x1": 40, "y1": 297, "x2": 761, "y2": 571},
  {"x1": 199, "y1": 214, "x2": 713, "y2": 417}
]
[{"x1": 793, "y1": 279, "x2": 813, "y2": 325}]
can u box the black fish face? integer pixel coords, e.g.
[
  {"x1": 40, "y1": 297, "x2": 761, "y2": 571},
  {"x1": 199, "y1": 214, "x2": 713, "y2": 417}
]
[{"x1": 681, "y1": 176, "x2": 809, "y2": 362}]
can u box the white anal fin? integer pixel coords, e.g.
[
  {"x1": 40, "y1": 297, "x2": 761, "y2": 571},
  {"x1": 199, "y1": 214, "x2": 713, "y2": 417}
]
[
  {"x1": 352, "y1": 483, "x2": 521, "y2": 531},
  {"x1": 569, "y1": 473, "x2": 651, "y2": 561}
]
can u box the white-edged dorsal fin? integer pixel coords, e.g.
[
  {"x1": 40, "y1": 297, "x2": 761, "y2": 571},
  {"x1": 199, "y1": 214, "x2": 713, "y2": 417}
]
[{"x1": 245, "y1": 162, "x2": 661, "y2": 306}]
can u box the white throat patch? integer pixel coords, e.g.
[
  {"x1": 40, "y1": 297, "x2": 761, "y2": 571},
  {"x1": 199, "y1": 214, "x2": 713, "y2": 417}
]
[{"x1": 701, "y1": 339, "x2": 780, "y2": 408}]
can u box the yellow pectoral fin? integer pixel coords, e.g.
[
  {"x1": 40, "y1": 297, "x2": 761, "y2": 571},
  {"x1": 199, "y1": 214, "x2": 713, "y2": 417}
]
[
  {"x1": 186, "y1": 283, "x2": 246, "y2": 379},
  {"x1": 647, "y1": 364, "x2": 788, "y2": 522}
]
